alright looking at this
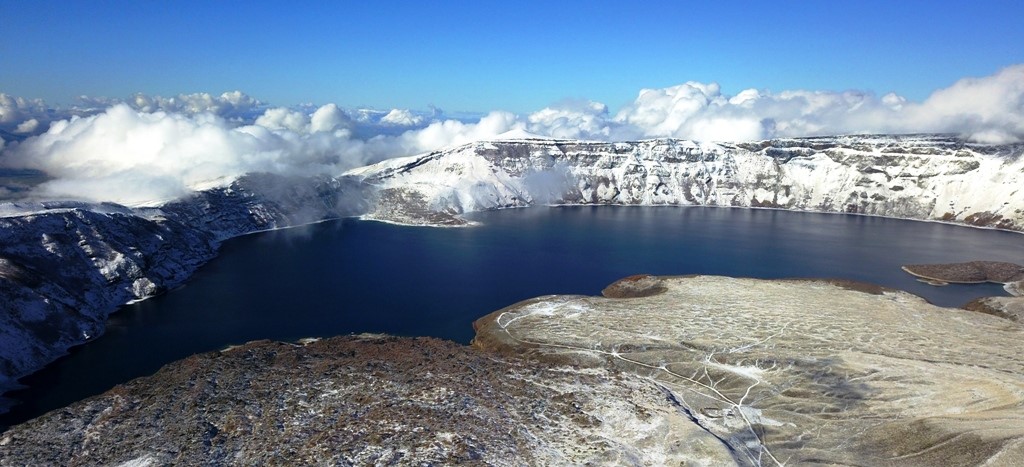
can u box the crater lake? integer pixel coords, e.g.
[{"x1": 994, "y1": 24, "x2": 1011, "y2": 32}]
[{"x1": 2, "y1": 206, "x2": 1022, "y2": 429}]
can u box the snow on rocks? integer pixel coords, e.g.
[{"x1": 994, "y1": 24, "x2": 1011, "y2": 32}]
[{"x1": 352, "y1": 134, "x2": 1024, "y2": 230}]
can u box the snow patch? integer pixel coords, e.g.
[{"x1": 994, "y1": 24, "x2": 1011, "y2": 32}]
[{"x1": 115, "y1": 454, "x2": 161, "y2": 467}]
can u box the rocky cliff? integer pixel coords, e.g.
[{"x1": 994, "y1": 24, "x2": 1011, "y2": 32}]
[{"x1": 347, "y1": 134, "x2": 1024, "y2": 229}]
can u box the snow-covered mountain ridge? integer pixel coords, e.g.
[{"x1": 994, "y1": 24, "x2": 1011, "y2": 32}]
[{"x1": 348, "y1": 134, "x2": 1024, "y2": 229}]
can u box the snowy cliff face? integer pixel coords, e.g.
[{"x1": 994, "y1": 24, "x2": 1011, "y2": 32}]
[
  {"x1": 347, "y1": 135, "x2": 1024, "y2": 229},
  {"x1": 0, "y1": 174, "x2": 367, "y2": 404}
]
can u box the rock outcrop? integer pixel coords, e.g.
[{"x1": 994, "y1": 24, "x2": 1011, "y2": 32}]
[{"x1": 965, "y1": 296, "x2": 1024, "y2": 322}]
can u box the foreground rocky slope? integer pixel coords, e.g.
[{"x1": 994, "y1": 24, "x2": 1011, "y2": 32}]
[
  {"x1": 474, "y1": 275, "x2": 1024, "y2": 465},
  {"x1": 347, "y1": 134, "x2": 1024, "y2": 228},
  {"x1": 4, "y1": 276, "x2": 1023, "y2": 465},
  {"x1": 0, "y1": 335, "x2": 734, "y2": 466}
]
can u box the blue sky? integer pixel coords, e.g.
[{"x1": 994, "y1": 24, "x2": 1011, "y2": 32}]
[
  {"x1": 3, "y1": 1, "x2": 1022, "y2": 113},
  {"x1": 2, "y1": 1, "x2": 1024, "y2": 205}
]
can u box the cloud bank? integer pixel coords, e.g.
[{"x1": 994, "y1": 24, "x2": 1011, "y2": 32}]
[
  {"x1": 0, "y1": 103, "x2": 522, "y2": 204},
  {"x1": 1, "y1": 64, "x2": 1022, "y2": 204},
  {"x1": 0, "y1": 95, "x2": 49, "y2": 125},
  {"x1": 523, "y1": 64, "x2": 1024, "y2": 143}
]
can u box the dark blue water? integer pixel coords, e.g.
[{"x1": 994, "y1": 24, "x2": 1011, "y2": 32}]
[{"x1": 2, "y1": 206, "x2": 1022, "y2": 428}]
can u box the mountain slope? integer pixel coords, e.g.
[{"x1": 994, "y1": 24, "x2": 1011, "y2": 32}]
[{"x1": 348, "y1": 134, "x2": 1024, "y2": 229}]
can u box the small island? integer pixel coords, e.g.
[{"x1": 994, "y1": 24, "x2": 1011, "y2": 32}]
[
  {"x1": 903, "y1": 261, "x2": 1024, "y2": 321},
  {"x1": 902, "y1": 260, "x2": 1024, "y2": 288}
]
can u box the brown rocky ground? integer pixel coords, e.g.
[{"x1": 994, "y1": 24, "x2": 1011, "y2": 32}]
[
  {"x1": 0, "y1": 334, "x2": 733, "y2": 466},
  {"x1": 965, "y1": 296, "x2": 1024, "y2": 322}
]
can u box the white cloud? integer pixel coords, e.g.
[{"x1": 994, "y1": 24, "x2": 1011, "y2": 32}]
[
  {"x1": 526, "y1": 100, "x2": 616, "y2": 140},
  {"x1": 254, "y1": 107, "x2": 310, "y2": 133},
  {"x1": 881, "y1": 92, "x2": 905, "y2": 110},
  {"x1": 0, "y1": 104, "x2": 361, "y2": 204},
  {"x1": 352, "y1": 108, "x2": 387, "y2": 123},
  {"x1": 0, "y1": 94, "x2": 48, "y2": 124},
  {"x1": 1, "y1": 64, "x2": 1022, "y2": 204},
  {"x1": 127, "y1": 91, "x2": 262, "y2": 120},
  {"x1": 0, "y1": 105, "x2": 526, "y2": 204},
  {"x1": 380, "y1": 109, "x2": 425, "y2": 126},
  {"x1": 687, "y1": 117, "x2": 764, "y2": 142},
  {"x1": 902, "y1": 65, "x2": 1024, "y2": 143},
  {"x1": 615, "y1": 82, "x2": 725, "y2": 138},
  {"x1": 728, "y1": 89, "x2": 761, "y2": 107},
  {"x1": 310, "y1": 103, "x2": 353, "y2": 133},
  {"x1": 14, "y1": 118, "x2": 40, "y2": 134},
  {"x1": 607, "y1": 64, "x2": 1024, "y2": 142},
  {"x1": 2, "y1": 91, "x2": 265, "y2": 138},
  {"x1": 390, "y1": 111, "x2": 521, "y2": 153},
  {"x1": 609, "y1": 82, "x2": 894, "y2": 141}
]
